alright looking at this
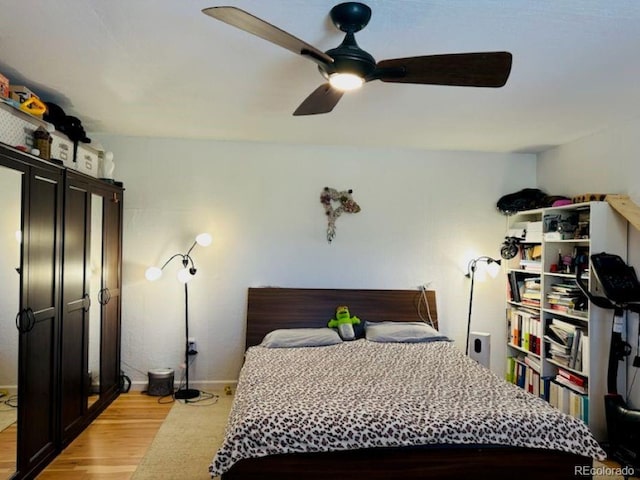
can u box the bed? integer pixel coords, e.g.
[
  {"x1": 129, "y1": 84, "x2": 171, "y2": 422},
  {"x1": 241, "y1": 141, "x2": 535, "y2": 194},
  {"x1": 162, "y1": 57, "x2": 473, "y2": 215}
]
[{"x1": 210, "y1": 288, "x2": 605, "y2": 479}]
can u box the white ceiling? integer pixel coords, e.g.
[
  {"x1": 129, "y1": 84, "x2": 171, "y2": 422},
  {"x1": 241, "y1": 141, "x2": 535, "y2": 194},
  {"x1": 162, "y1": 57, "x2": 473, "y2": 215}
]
[{"x1": 1, "y1": 0, "x2": 639, "y2": 153}]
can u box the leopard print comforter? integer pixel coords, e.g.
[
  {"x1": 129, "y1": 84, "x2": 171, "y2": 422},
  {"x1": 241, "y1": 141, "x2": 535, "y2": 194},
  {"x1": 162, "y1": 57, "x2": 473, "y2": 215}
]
[{"x1": 209, "y1": 339, "x2": 605, "y2": 477}]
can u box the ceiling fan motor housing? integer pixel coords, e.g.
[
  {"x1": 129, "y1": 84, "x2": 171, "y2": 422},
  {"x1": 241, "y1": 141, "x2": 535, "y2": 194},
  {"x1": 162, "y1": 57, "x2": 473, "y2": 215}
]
[
  {"x1": 321, "y1": 2, "x2": 376, "y2": 79},
  {"x1": 322, "y1": 33, "x2": 376, "y2": 78}
]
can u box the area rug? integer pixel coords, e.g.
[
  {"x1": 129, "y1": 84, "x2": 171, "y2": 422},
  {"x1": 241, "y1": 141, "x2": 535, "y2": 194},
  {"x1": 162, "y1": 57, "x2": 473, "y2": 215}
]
[
  {"x1": 131, "y1": 393, "x2": 233, "y2": 480},
  {"x1": 131, "y1": 393, "x2": 627, "y2": 480},
  {"x1": 0, "y1": 408, "x2": 17, "y2": 433}
]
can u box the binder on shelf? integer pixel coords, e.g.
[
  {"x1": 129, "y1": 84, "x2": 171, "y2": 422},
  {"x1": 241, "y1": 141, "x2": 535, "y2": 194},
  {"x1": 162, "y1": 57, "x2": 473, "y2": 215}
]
[
  {"x1": 508, "y1": 271, "x2": 521, "y2": 303},
  {"x1": 581, "y1": 335, "x2": 589, "y2": 375},
  {"x1": 508, "y1": 306, "x2": 541, "y2": 355},
  {"x1": 506, "y1": 356, "x2": 516, "y2": 383}
]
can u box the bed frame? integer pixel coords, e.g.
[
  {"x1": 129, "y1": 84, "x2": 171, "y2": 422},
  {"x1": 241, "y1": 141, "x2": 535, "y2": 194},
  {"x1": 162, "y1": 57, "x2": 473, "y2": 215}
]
[{"x1": 222, "y1": 287, "x2": 593, "y2": 480}]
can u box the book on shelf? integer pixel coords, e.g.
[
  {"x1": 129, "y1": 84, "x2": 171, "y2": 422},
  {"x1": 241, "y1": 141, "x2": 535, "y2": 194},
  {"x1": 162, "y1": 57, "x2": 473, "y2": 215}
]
[
  {"x1": 524, "y1": 355, "x2": 541, "y2": 372},
  {"x1": 581, "y1": 335, "x2": 589, "y2": 374},
  {"x1": 548, "y1": 318, "x2": 576, "y2": 345},
  {"x1": 506, "y1": 356, "x2": 516, "y2": 383},
  {"x1": 519, "y1": 244, "x2": 542, "y2": 272},
  {"x1": 569, "y1": 328, "x2": 584, "y2": 370},
  {"x1": 545, "y1": 318, "x2": 586, "y2": 371},
  {"x1": 507, "y1": 356, "x2": 540, "y2": 396},
  {"x1": 507, "y1": 306, "x2": 541, "y2": 355},
  {"x1": 549, "y1": 381, "x2": 589, "y2": 423},
  {"x1": 550, "y1": 282, "x2": 581, "y2": 295},
  {"x1": 557, "y1": 367, "x2": 586, "y2": 387},
  {"x1": 554, "y1": 374, "x2": 587, "y2": 395},
  {"x1": 520, "y1": 261, "x2": 542, "y2": 272},
  {"x1": 546, "y1": 282, "x2": 588, "y2": 316}
]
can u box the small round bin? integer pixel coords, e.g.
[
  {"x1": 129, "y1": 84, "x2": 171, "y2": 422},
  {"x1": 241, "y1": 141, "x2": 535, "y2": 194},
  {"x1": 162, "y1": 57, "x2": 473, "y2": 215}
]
[{"x1": 147, "y1": 368, "x2": 174, "y2": 396}]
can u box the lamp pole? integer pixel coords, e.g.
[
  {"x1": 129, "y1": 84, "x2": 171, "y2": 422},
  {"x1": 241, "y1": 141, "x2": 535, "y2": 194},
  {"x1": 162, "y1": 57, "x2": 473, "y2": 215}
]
[
  {"x1": 175, "y1": 281, "x2": 199, "y2": 400},
  {"x1": 465, "y1": 256, "x2": 501, "y2": 355}
]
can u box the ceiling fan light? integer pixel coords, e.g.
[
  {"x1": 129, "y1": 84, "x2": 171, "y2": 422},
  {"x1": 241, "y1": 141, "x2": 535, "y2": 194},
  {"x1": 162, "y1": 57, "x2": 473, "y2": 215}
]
[{"x1": 329, "y1": 73, "x2": 364, "y2": 91}]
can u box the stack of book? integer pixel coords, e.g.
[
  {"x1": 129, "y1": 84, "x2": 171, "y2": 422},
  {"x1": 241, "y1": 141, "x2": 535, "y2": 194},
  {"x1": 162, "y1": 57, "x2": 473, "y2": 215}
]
[
  {"x1": 546, "y1": 282, "x2": 586, "y2": 315},
  {"x1": 554, "y1": 367, "x2": 587, "y2": 395},
  {"x1": 507, "y1": 272, "x2": 541, "y2": 305},
  {"x1": 519, "y1": 244, "x2": 542, "y2": 272},
  {"x1": 521, "y1": 277, "x2": 541, "y2": 308},
  {"x1": 544, "y1": 318, "x2": 587, "y2": 372}
]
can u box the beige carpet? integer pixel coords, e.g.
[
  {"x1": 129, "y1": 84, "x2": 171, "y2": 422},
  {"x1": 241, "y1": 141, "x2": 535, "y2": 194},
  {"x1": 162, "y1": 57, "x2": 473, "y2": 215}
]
[
  {"x1": 132, "y1": 394, "x2": 631, "y2": 480},
  {"x1": 0, "y1": 408, "x2": 17, "y2": 433},
  {"x1": 131, "y1": 393, "x2": 233, "y2": 480}
]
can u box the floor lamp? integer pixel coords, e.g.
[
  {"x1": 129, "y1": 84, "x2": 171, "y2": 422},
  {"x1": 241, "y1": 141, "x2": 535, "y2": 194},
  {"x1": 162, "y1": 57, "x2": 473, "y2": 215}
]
[
  {"x1": 145, "y1": 232, "x2": 212, "y2": 400},
  {"x1": 464, "y1": 256, "x2": 501, "y2": 355}
]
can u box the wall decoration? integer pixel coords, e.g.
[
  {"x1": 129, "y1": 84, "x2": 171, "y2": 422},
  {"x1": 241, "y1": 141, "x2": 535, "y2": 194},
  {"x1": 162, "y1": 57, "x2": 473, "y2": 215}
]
[{"x1": 320, "y1": 187, "x2": 361, "y2": 243}]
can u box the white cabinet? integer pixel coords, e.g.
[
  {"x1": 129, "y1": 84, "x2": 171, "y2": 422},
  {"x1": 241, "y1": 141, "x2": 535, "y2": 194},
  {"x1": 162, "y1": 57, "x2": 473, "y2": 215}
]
[{"x1": 504, "y1": 201, "x2": 627, "y2": 441}]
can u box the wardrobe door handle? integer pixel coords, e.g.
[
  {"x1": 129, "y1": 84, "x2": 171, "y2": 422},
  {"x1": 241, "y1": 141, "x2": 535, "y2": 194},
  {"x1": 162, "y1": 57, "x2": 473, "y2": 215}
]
[
  {"x1": 26, "y1": 307, "x2": 36, "y2": 332},
  {"x1": 15, "y1": 310, "x2": 24, "y2": 333},
  {"x1": 83, "y1": 293, "x2": 91, "y2": 312},
  {"x1": 99, "y1": 288, "x2": 112, "y2": 305},
  {"x1": 16, "y1": 308, "x2": 36, "y2": 333}
]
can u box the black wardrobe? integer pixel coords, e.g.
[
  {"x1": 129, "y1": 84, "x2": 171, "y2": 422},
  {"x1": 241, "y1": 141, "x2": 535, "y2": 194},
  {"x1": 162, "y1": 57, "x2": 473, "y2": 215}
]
[{"x1": 0, "y1": 144, "x2": 123, "y2": 480}]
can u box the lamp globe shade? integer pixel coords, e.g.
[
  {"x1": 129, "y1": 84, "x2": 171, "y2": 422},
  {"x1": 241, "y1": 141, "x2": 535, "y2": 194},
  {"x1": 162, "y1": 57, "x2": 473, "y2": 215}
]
[
  {"x1": 195, "y1": 232, "x2": 212, "y2": 247},
  {"x1": 145, "y1": 266, "x2": 162, "y2": 281},
  {"x1": 487, "y1": 261, "x2": 502, "y2": 278}
]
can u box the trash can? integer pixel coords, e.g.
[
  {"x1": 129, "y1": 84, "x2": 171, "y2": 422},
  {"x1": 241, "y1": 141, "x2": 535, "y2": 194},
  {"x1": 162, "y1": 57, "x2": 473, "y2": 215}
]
[{"x1": 147, "y1": 368, "x2": 174, "y2": 396}]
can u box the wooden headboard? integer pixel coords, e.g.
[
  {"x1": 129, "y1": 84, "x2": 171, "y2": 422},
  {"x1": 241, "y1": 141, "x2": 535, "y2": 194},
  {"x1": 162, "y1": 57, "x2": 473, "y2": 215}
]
[{"x1": 245, "y1": 288, "x2": 438, "y2": 349}]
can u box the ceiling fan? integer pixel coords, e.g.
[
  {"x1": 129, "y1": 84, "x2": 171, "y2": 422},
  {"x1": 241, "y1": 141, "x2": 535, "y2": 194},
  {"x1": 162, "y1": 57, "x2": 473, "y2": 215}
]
[{"x1": 202, "y1": 2, "x2": 512, "y2": 116}]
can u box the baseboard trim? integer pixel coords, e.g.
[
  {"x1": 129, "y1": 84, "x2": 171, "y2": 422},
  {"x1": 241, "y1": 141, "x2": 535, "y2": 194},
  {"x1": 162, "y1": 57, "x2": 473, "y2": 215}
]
[{"x1": 128, "y1": 379, "x2": 238, "y2": 394}]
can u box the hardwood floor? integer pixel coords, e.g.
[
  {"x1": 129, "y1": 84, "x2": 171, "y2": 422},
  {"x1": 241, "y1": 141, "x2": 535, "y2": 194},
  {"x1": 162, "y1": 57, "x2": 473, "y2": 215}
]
[
  {"x1": 36, "y1": 392, "x2": 172, "y2": 479},
  {"x1": 0, "y1": 423, "x2": 17, "y2": 478}
]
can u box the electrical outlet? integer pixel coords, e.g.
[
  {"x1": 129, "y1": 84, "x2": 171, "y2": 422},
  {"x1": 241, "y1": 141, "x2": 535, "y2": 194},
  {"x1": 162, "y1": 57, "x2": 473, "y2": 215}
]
[
  {"x1": 188, "y1": 339, "x2": 198, "y2": 355},
  {"x1": 224, "y1": 385, "x2": 233, "y2": 396}
]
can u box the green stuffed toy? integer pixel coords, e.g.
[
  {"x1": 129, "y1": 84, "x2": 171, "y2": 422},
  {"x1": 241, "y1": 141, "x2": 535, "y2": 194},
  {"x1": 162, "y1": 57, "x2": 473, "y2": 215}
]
[{"x1": 328, "y1": 305, "x2": 361, "y2": 340}]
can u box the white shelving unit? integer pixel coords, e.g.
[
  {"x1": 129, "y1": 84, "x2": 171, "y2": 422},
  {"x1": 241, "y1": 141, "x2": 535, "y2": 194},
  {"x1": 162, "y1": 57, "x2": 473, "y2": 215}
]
[{"x1": 504, "y1": 201, "x2": 627, "y2": 441}]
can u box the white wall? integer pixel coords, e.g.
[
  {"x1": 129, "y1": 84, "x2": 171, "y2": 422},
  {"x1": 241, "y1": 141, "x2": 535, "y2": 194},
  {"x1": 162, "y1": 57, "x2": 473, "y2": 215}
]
[
  {"x1": 95, "y1": 135, "x2": 536, "y2": 388},
  {"x1": 538, "y1": 116, "x2": 640, "y2": 407}
]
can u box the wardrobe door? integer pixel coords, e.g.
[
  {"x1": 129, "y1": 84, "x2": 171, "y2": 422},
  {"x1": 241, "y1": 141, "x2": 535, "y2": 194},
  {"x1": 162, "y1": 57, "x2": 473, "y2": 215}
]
[
  {"x1": 17, "y1": 163, "x2": 62, "y2": 478},
  {"x1": 99, "y1": 189, "x2": 122, "y2": 403},
  {"x1": 59, "y1": 175, "x2": 90, "y2": 445}
]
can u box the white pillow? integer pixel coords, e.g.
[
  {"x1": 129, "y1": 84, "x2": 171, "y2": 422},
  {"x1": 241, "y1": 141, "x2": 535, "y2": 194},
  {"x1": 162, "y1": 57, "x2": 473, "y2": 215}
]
[
  {"x1": 365, "y1": 321, "x2": 450, "y2": 343},
  {"x1": 260, "y1": 328, "x2": 343, "y2": 348}
]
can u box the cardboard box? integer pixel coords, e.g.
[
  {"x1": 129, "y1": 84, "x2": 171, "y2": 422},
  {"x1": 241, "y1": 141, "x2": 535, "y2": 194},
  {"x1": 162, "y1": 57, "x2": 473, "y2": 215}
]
[
  {"x1": 9, "y1": 85, "x2": 35, "y2": 104},
  {"x1": 0, "y1": 73, "x2": 9, "y2": 99}
]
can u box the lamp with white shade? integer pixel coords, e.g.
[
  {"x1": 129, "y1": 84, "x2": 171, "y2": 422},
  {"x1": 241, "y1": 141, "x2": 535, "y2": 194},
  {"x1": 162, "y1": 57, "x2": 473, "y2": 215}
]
[{"x1": 145, "y1": 232, "x2": 212, "y2": 400}]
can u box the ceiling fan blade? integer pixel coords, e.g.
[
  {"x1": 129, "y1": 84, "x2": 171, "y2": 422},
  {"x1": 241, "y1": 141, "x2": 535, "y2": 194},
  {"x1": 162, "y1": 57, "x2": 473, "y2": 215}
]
[
  {"x1": 374, "y1": 52, "x2": 512, "y2": 87},
  {"x1": 202, "y1": 6, "x2": 333, "y2": 67},
  {"x1": 293, "y1": 84, "x2": 344, "y2": 116}
]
